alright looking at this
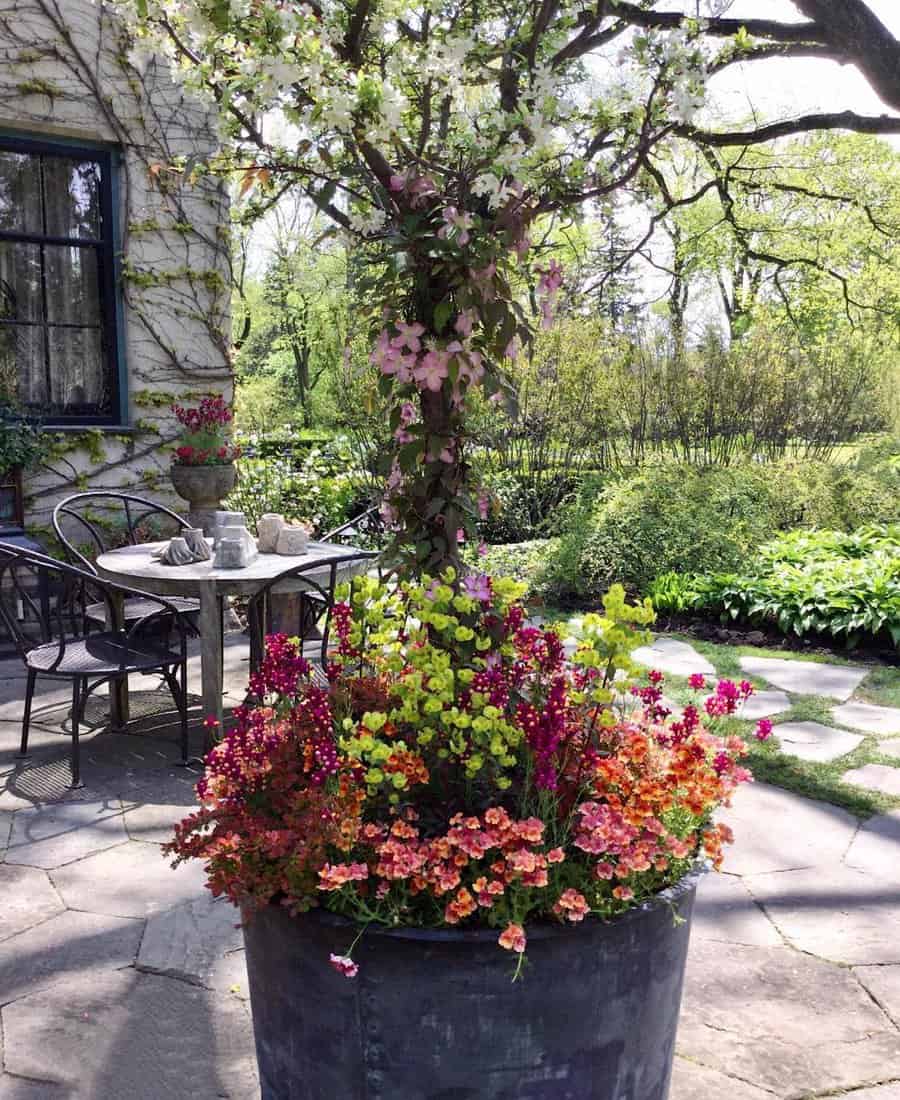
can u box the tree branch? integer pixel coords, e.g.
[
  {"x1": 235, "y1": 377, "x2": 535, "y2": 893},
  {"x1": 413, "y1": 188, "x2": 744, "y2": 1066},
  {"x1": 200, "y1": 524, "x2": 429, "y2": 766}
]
[{"x1": 677, "y1": 111, "x2": 900, "y2": 147}]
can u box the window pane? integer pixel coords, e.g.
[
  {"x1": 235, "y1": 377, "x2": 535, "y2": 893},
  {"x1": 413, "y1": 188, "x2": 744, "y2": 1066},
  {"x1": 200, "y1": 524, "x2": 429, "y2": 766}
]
[
  {"x1": 0, "y1": 242, "x2": 43, "y2": 323},
  {"x1": 0, "y1": 152, "x2": 41, "y2": 233},
  {"x1": 47, "y1": 327, "x2": 108, "y2": 416},
  {"x1": 45, "y1": 245, "x2": 101, "y2": 325},
  {"x1": 0, "y1": 323, "x2": 46, "y2": 409},
  {"x1": 42, "y1": 157, "x2": 102, "y2": 240}
]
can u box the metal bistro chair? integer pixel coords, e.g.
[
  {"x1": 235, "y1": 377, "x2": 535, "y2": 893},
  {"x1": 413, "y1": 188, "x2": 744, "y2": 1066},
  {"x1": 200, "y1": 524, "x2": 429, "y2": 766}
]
[
  {"x1": 0, "y1": 542, "x2": 193, "y2": 787},
  {"x1": 246, "y1": 550, "x2": 377, "y2": 688},
  {"x1": 52, "y1": 491, "x2": 201, "y2": 631}
]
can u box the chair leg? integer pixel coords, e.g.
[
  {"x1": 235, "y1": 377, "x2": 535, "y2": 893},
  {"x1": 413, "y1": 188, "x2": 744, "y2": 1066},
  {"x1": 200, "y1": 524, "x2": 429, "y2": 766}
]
[
  {"x1": 164, "y1": 665, "x2": 190, "y2": 765},
  {"x1": 70, "y1": 678, "x2": 83, "y2": 789},
  {"x1": 19, "y1": 669, "x2": 36, "y2": 756},
  {"x1": 78, "y1": 677, "x2": 89, "y2": 723}
]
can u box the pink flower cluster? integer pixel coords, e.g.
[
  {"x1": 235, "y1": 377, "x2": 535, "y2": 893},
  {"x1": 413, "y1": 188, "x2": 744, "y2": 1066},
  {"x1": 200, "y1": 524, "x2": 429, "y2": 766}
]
[
  {"x1": 370, "y1": 321, "x2": 484, "y2": 402},
  {"x1": 535, "y1": 259, "x2": 563, "y2": 329},
  {"x1": 172, "y1": 395, "x2": 233, "y2": 432}
]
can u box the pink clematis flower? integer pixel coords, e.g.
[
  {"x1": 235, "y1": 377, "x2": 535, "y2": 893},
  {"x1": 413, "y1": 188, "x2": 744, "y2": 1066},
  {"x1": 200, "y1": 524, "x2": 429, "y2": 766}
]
[{"x1": 413, "y1": 350, "x2": 450, "y2": 392}]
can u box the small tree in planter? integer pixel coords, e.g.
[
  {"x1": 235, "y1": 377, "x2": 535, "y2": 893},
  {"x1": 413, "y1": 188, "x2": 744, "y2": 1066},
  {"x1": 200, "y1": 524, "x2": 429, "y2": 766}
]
[{"x1": 123, "y1": 0, "x2": 836, "y2": 1093}]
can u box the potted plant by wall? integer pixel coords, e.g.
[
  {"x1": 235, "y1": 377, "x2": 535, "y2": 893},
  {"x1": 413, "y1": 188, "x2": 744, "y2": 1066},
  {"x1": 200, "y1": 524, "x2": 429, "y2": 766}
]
[
  {"x1": 169, "y1": 396, "x2": 240, "y2": 532},
  {"x1": 169, "y1": 578, "x2": 772, "y2": 1099},
  {"x1": 0, "y1": 400, "x2": 46, "y2": 532}
]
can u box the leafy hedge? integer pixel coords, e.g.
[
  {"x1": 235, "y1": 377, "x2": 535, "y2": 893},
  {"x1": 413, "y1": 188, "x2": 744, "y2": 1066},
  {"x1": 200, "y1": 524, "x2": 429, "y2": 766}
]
[
  {"x1": 226, "y1": 447, "x2": 365, "y2": 533},
  {"x1": 649, "y1": 525, "x2": 900, "y2": 648},
  {"x1": 540, "y1": 457, "x2": 899, "y2": 603}
]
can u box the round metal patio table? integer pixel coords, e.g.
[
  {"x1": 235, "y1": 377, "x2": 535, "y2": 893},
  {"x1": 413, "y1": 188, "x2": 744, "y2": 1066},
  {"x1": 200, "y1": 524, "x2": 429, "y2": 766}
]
[{"x1": 96, "y1": 539, "x2": 365, "y2": 736}]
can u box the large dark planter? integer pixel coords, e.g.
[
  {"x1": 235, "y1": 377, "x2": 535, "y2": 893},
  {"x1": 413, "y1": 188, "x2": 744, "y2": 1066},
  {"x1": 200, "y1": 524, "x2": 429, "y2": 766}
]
[
  {"x1": 169, "y1": 462, "x2": 236, "y2": 533},
  {"x1": 242, "y1": 869, "x2": 701, "y2": 1100}
]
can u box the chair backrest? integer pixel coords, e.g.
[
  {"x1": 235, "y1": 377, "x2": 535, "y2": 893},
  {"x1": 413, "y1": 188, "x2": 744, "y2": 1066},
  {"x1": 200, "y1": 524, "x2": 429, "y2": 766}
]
[
  {"x1": 0, "y1": 542, "x2": 103, "y2": 662},
  {"x1": 322, "y1": 506, "x2": 386, "y2": 550},
  {"x1": 53, "y1": 491, "x2": 190, "y2": 571},
  {"x1": 246, "y1": 550, "x2": 378, "y2": 674},
  {"x1": 0, "y1": 541, "x2": 189, "y2": 670}
]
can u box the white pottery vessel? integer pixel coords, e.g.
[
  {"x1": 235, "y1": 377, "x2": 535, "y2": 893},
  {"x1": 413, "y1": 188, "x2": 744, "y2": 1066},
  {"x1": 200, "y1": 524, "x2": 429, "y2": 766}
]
[
  {"x1": 276, "y1": 526, "x2": 309, "y2": 556},
  {"x1": 257, "y1": 513, "x2": 286, "y2": 554}
]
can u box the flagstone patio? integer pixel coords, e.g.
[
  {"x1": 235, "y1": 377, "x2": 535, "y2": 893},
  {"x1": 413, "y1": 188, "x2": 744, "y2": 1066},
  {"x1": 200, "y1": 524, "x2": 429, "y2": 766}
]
[{"x1": 0, "y1": 633, "x2": 899, "y2": 1098}]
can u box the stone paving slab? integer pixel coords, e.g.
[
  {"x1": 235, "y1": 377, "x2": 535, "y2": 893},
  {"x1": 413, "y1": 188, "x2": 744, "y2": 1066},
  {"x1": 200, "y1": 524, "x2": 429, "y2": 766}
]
[
  {"x1": 834, "y1": 701, "x2": 900, "y2": 736},
  {"x1": 138, "y1": 895, "x2": 243, "y2": 986},
  {"x1": 690, "y1": 871, "x2": 782, "y2": 948},
  {"x1": 0, "y1": 1074, "x2": 71, "y2": 1097},
  {"x1": 632, "y1": 637, "x2": 716, "y2": 678},
  {"x1": 737, "y1": 690, "x2": 791, "y2": 722},
  {"x1": 0, "y1": 807, "x2": 12, "y2": 857},
  {"x1": 718, "y1": 782, "x2": 858, "y2": 876},
  {"x1": 5, "y1": 801, "x2": 128, "y2": 869},
  {"x1": 744, "y1": 864, "x2": 900, "y2": 965},
  {"x1": 51, "y1": 839, "x2": 209, "y2": 919},
  {"x1": 1, "y1": 970, "x2": 258, "y2": 1100},
  {"x1": 773, "y1": 720, "x2": 864, "y2": 762},
  {"x1": 845, "y1": 811, "x2": 900, "y2": 880},
  {"x1": 879, "y1": 740, "x2": 900, "y2": 759},
  {"x1": 678, "y1": 939, "x2": 900, "y2": 1097},
  {"x1": 843, "y1": 763, "x2": 900, "y2": 797},
  {"x1": 0, "y1": 909, "x2": 144, "y2": 1003},
  {"x1": 854, "y1": 965, "x2": 900, "y2": 1029},
  {"x1": 739, "y1": 655, "x2": 867, "y2": 700},
  {"x1": 669, "y1": 1058, "x2": 776, "y2": 1099},
  {"x1": 0, "y1": 864, "x2": 64, "y2": 942}
]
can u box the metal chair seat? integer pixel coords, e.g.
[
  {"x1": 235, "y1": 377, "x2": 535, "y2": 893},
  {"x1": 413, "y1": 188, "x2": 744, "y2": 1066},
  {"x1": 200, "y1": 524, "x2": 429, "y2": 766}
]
[
  {"x1": 85, "y1": 594, "x2": 200, "y2": 627},
  {"x1": 25, "y1": 632, "x2": 183, "y2": 676}
]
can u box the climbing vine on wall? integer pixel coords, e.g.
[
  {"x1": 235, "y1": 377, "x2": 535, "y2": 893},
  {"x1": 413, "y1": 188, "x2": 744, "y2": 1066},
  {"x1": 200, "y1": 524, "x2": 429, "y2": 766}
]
[{"x1": 0, "y1": 0, "x2": 232, "y2": 524}]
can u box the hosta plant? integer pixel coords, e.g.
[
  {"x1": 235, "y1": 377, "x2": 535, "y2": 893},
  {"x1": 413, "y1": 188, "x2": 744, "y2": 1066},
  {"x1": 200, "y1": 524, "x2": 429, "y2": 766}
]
[{"x1": 168, "y1": 576, "x2": 764, "y2": 975}]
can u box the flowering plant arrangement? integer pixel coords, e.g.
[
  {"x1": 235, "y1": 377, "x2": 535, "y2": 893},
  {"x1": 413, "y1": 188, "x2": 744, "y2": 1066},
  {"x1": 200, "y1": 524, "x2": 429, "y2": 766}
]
[
  {"x1": 171, "y1": 395, "x2": 240, "y2": 466},
  {"x1": 169, "y1": 573, "x2": 768, "y2": 976}
]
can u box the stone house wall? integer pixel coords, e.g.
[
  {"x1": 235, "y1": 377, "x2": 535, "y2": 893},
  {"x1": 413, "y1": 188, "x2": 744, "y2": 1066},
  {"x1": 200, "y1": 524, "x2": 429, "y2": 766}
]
[{"x1": 0, "y1": 0, "x2": 231, "y2": 534}]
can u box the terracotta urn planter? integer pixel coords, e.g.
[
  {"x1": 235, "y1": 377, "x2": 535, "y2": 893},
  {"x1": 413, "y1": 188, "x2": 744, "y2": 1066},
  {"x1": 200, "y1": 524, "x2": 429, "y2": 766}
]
[{"x1": 170, "y1": 463, "x2": 236, "y2": 534}]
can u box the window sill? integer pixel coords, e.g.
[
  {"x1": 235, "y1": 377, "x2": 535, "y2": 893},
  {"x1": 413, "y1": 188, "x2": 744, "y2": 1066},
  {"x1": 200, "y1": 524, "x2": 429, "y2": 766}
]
[{"x1": 42, "y1": 424, "x2": 135, "y2": 433}]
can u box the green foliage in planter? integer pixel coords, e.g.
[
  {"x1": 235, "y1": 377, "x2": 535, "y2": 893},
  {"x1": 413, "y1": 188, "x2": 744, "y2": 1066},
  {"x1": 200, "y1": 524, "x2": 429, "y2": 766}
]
[
  {"x1": 649, "y1": 525, "x2": 900, "y2": 648},
  {"x1": 0, "y1": 405, "x2": 46, "y2": 475}
]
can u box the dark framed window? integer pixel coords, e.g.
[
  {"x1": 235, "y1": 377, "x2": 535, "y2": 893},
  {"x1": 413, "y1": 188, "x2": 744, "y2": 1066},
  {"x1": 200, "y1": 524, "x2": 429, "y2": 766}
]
[{"x1": 0, "y1": 134, "x2": 123, "y2": 425}]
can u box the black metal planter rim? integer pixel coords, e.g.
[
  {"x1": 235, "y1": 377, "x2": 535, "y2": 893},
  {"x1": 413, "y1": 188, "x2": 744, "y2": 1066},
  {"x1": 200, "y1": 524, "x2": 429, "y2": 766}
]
[{"x1": 249, "y1": 861, "x2": 708, "y2": 943}]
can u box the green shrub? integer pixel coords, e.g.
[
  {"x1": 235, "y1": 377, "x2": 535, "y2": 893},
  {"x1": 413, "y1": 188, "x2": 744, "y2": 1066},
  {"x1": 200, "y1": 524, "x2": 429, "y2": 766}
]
[
  {"x1": 464, "y1": 539, "x2": 557, "y2": 597},
  {"x1": 541, "y1": 457, "x2": 900, "y2": 603},
  {"x1": 226, "y1": 451, "x2": 360, "y2": 533},
  {"x1": 650, "y1": 524, "x2": 900, "y2": 648},
  {"x1": 478, "y1": 470, "x2": 579, "y2": 543}
]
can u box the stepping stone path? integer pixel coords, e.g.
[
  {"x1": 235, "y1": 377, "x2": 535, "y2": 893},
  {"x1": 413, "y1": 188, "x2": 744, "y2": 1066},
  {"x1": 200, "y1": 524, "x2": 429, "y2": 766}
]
[
  {"x1": 842, "y1": 764, "x2": 900, "y2": 798},
  {"x1": 772, "y1": 720, "x2": 864, "y2": 763},
  {"x1": 632, "y1": 637, "x2": 716, "y2": 678},
  {"x1": 739, "y1": 655, "x2": 867, "y2": 700},
  {"x1": 737, "y1": 689, "x2": 791, "y2": 721},
  {"x1": 833, "y1": 701, "x2": 900, "y2": 736},
  {"x1": 878, "y1": 740, "x2": 900, "y2": 759}
]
